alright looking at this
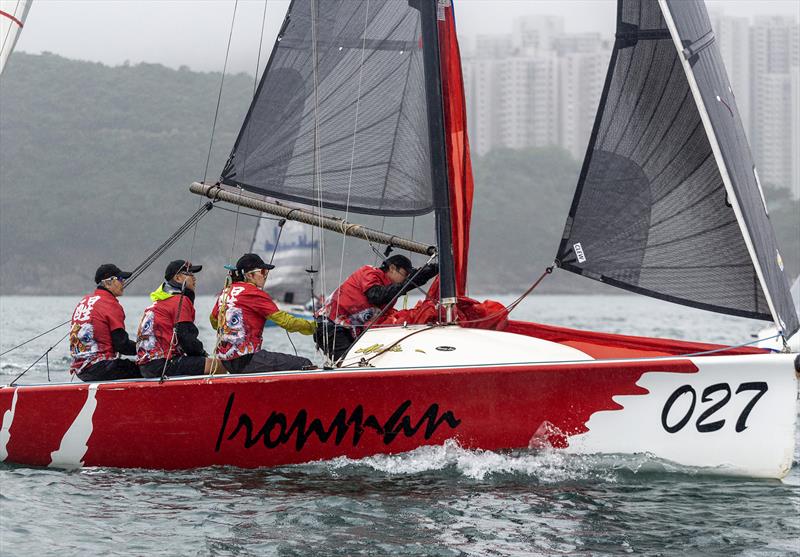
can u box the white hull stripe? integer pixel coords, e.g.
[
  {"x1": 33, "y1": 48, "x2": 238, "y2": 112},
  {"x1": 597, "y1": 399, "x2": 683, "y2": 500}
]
[
  {"x1": 50, "y1": 384, "x2": 99, "y2": 469},
  {"x1": 0, "y1": 388, "x2": 19, "y2": 461}
]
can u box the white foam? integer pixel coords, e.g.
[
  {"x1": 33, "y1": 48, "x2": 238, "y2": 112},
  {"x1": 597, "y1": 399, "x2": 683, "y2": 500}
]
[{"x1": 320, "y1": 440, "x2": 664, "y2": 482}]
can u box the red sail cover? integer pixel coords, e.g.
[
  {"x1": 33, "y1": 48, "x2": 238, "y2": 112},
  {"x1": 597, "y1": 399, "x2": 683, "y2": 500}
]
[{"x1": 439, "y1": 3, "x2": 473, "y2": 297}]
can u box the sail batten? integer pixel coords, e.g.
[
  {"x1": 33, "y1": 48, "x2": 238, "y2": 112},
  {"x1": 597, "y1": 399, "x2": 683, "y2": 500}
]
[{"x1": 556, "y1": 0, "x2": 799, "y2": 336}]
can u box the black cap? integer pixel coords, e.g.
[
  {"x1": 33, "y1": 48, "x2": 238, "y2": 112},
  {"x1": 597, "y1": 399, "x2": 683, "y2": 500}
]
[
  {"x1": 236, "y1": 253, "x2": 275, "y2": 273},
  {"x1": 382, "y1": 254, "x2": 413, "y2": 274},
  {"x1": 164, "y1": 260, "x2": 203, "y2": 281},
  {"x1": 94, "y1": 264, "x2": 133, "y2": 284}
]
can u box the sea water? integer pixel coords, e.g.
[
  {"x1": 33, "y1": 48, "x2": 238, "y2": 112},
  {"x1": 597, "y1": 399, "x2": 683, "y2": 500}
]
[{"x1": 0, "y1": 294, "x2": 798, "y2": 556}]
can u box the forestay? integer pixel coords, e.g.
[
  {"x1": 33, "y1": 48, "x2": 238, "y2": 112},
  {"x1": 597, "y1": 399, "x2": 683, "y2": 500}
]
[
  {"x1": 221, "y1": 0, "x2": 434, "y2": 216},
  {"x1": 556, "y1": 0, "x2": 799, "y2": 337}
]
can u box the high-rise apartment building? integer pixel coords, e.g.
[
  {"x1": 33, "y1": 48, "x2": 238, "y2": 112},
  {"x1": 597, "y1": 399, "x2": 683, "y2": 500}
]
[
  {"x1": 462, "y1": 13, "x2": 798, "y2": 197},
  {"x1": 462, "y1": 19, "x2": 608, "y2": 158},
  {"x1": 749, "y1": 16, "x2": 799, "y2": 191}
]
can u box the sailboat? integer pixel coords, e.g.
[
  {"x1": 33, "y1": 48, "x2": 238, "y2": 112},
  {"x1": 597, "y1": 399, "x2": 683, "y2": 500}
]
[
  {"x1": 250, "y1": 217, "x2": 319, "y2": 323},
  {"x1": 1, "y1": 0, "x2": 798, "y2": 479},
  {"x1": 0, "y1": 0, "x2": 32, "y2": 75}
]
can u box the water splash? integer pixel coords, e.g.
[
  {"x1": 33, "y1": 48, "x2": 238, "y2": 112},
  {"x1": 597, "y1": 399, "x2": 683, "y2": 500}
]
[{"x1": 319, "y1": 440, "x2": 687, "y2": 482}]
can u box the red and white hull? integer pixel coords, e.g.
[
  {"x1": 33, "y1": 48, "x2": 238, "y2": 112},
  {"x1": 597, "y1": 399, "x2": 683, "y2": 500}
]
[{"x1": 1, "y1": 322, "x2": 797, "y2": 478}]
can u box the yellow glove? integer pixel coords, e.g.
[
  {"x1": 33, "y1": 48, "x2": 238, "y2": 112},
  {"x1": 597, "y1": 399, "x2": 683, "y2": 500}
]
[{"x1": 268, "y1": 311, "x2": 317, "y2": 335}]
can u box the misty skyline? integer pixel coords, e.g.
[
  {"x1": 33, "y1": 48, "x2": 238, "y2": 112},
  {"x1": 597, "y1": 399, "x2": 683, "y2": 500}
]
[{"x1": 12, "y1": 0, "x2": 800, "y2": 75}]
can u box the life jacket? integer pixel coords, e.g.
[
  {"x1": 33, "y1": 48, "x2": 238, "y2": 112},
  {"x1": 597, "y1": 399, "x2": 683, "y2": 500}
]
[
  {"x1": 135, "y1": 283, "x2": 196, "y2": 365},
  {"x1": 69, "y1": 288, "x2": 127, "y2": 373},
  {"x1": 321, "y1": 265, "x2": 392, "y2": 328},
  {"x1": 210, "y1": 281, "x2": 279, "y2": 360}
]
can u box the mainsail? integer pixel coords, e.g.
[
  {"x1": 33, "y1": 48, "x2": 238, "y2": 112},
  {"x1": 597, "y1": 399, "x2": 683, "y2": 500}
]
[
  {"x1": 556, "y1": 0, "x2": 799, "y2": 337},
  {"x1": 221, "y1": 0, "x2": 433, "y2": 216},
  {"x1": 0, "y1": 0, "x2": 32, "y2": 75},
  {"x1": 219, "y1": 0, "x2": 475, "y2": 304},
  {"x1": 251, "y1": 218, "x2": 318, "y2": 305}
]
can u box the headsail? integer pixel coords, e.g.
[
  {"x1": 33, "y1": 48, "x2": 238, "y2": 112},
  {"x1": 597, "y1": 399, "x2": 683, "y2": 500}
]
[
  {"x1": 0, "y1": 0, "x2": 32, "y2": 75},
  {"x1": 556, "y1": 0, "x2": 799, "y2": 336},
  {"x1": 221, "y1": 0, "x2": 434, "y2": 216},
  {"x1": 251, "y1": 218, "x2": 318, "y2": 305}
]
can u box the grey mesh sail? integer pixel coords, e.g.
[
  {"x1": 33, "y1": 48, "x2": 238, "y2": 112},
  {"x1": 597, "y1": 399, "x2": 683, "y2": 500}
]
[
  {"x1": 556, "y1": 0, "x2": 799, "y2": 336},
  {"x1": 221, "y1": 0, "x2": 434, "y2": 216}
]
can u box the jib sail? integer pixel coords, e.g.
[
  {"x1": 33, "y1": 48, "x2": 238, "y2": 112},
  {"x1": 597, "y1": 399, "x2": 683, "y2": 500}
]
[{"x1": 556, "y1": 0, "x2": 799, "y2": 337}]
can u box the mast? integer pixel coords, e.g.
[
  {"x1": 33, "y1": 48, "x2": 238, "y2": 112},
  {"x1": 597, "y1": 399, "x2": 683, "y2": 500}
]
[{"x1": 417, "y1": 0, "x2": 457, "y2": 314}]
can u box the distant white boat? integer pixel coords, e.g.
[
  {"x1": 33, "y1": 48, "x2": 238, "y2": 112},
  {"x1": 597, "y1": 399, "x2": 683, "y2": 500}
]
[
  {"x1": 756, "y1": 277, "x2": 800, "y2": 352},
  {"x1": 0, "y1": 0, "x2": 32, "y2": 75},
  {"x1": 251, "y1": 216, "x2": 319, "y2": 324}
]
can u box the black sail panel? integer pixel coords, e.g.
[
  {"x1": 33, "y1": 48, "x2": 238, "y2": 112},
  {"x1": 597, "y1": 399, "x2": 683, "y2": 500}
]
[
  {"x1": 557, "y1": 0, "x2": 798, "y2": 336},
  {"x1": 661, "y1": 0, "x2": 799, "y2": 336},
  {"x1": 222, "y1": 0, "x2": 433, "y2": 216}
]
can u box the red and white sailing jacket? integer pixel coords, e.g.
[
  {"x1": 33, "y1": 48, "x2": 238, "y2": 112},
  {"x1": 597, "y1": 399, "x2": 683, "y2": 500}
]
[
  {"x1": 136, "y1": 291, "x2": 196, "y2": 365},
  {"x1": 320, "y1": 265, "x2": 392, "y2": 328},
  {"x1": 211, "y1": 282, "x2": 279, "y2": 360},
  {"x1": 68, "y1": 288, "x2": 127, "y2": 373}
]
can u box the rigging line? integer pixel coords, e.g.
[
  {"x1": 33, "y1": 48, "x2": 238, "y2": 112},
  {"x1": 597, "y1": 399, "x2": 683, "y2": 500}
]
[
  {"x1": 426, "y1": 265, "x2": 554, "y2": 328},
  {"x1": 1, "y1": 204, "x2": 213, "y2": 360},
  {"x1": 239, "y1": 0, "x2": 270, "y2": 182},
  {"x1": 0, "y1": 320, "x2": 69, "y2": 358},
  {"x1": 202, "y1": 0, "x2": 239, "y2": 185},
  {"x1": 229, "y1": 186, "x2": 245, "y2": 265},
  {"x1": 333, "y1": 0, "x2": 372, "y2": 350},
  {"x1": 159, "y1": 279, "x2": 189, "y2": 383},
  {"x1": 190, "y1": 0, "x2": 239, "y2": 262},
  {"x1": 227, "y1": 0, "x2": 267, "y2": 265},
  {"x1": 333, "y1": 252, "x2": 436, "y2": 366},
  {"x1": 341, "y1": 324, "x2": 438, "y2": 368},
  {"x1": 285, "y1": 329, "x2": 299, "y2": 357},
  {"x1": 9, "y1": 330, "x2": 69, "y2": 387},
  {"x1": 128, "y1": 203, "x2": 214, "y2": 283},
  {"x1": 310, "y1": 0, "x2": 330, "y2": 364}
]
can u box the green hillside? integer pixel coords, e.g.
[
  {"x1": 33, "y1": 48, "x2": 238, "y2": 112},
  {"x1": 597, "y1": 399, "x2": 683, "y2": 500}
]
[{"x1": 0, "y1": 53, "x2": 797, "y2": 297}]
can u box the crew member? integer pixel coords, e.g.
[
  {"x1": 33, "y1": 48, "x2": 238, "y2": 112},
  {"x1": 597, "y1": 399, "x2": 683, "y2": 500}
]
[
  {"x1": 210, "y1": 253, "x2": 316, "y2": 373},
  {"x1": 315, "y1": 254, "x2": 438, "y2": 361},
  {"x1": 69, "y1": 264, "x2": 141, "y2": 382},
  {"x1": 136, "y1": 260, "x2": 222, "y2": 378}
]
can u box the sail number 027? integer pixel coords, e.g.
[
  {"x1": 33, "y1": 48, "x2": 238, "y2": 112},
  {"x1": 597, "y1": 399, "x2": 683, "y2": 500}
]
[{"x1": 660, "y1": 382, "x2": 768, "y2": 434}]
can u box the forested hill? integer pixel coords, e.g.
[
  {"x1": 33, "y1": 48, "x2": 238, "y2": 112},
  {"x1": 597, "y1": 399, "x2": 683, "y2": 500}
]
[{"x1": 1, "y1": 53, "x2": 797, "y2": 296}]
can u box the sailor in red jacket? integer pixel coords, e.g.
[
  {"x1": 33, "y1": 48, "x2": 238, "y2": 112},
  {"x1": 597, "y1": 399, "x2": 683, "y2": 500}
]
[
  {"x1": 210, "y1": 253, "x2": 315, "y2": 373},
  {"x1": 136, "y1": 260, "x2": 221, "y2": 378},
  {"x1": 69, "y1": 264, "x2": 141, "y2": 382},
  {"x1": 315, "y1": 254, "x2": 438, "y2": 361}
]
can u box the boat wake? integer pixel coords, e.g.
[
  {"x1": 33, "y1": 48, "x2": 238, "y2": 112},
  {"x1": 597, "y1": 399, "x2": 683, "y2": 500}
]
[{"x1": 314, "y1": 440, "x2": 700, "y2": 483}]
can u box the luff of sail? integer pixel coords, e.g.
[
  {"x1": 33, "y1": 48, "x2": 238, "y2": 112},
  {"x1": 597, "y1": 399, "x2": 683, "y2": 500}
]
[
  {"x1": 0, "y1": 0, "x2": 32, "y2": 75},
  {"x1": 556, "y1": 0, "x2": 799, "y2": 337}
]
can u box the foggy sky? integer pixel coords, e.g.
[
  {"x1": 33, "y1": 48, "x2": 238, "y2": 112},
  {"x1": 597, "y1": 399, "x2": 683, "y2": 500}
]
[{"x1": 12, "y1": 0, "x2": 800, "y2": 75}]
